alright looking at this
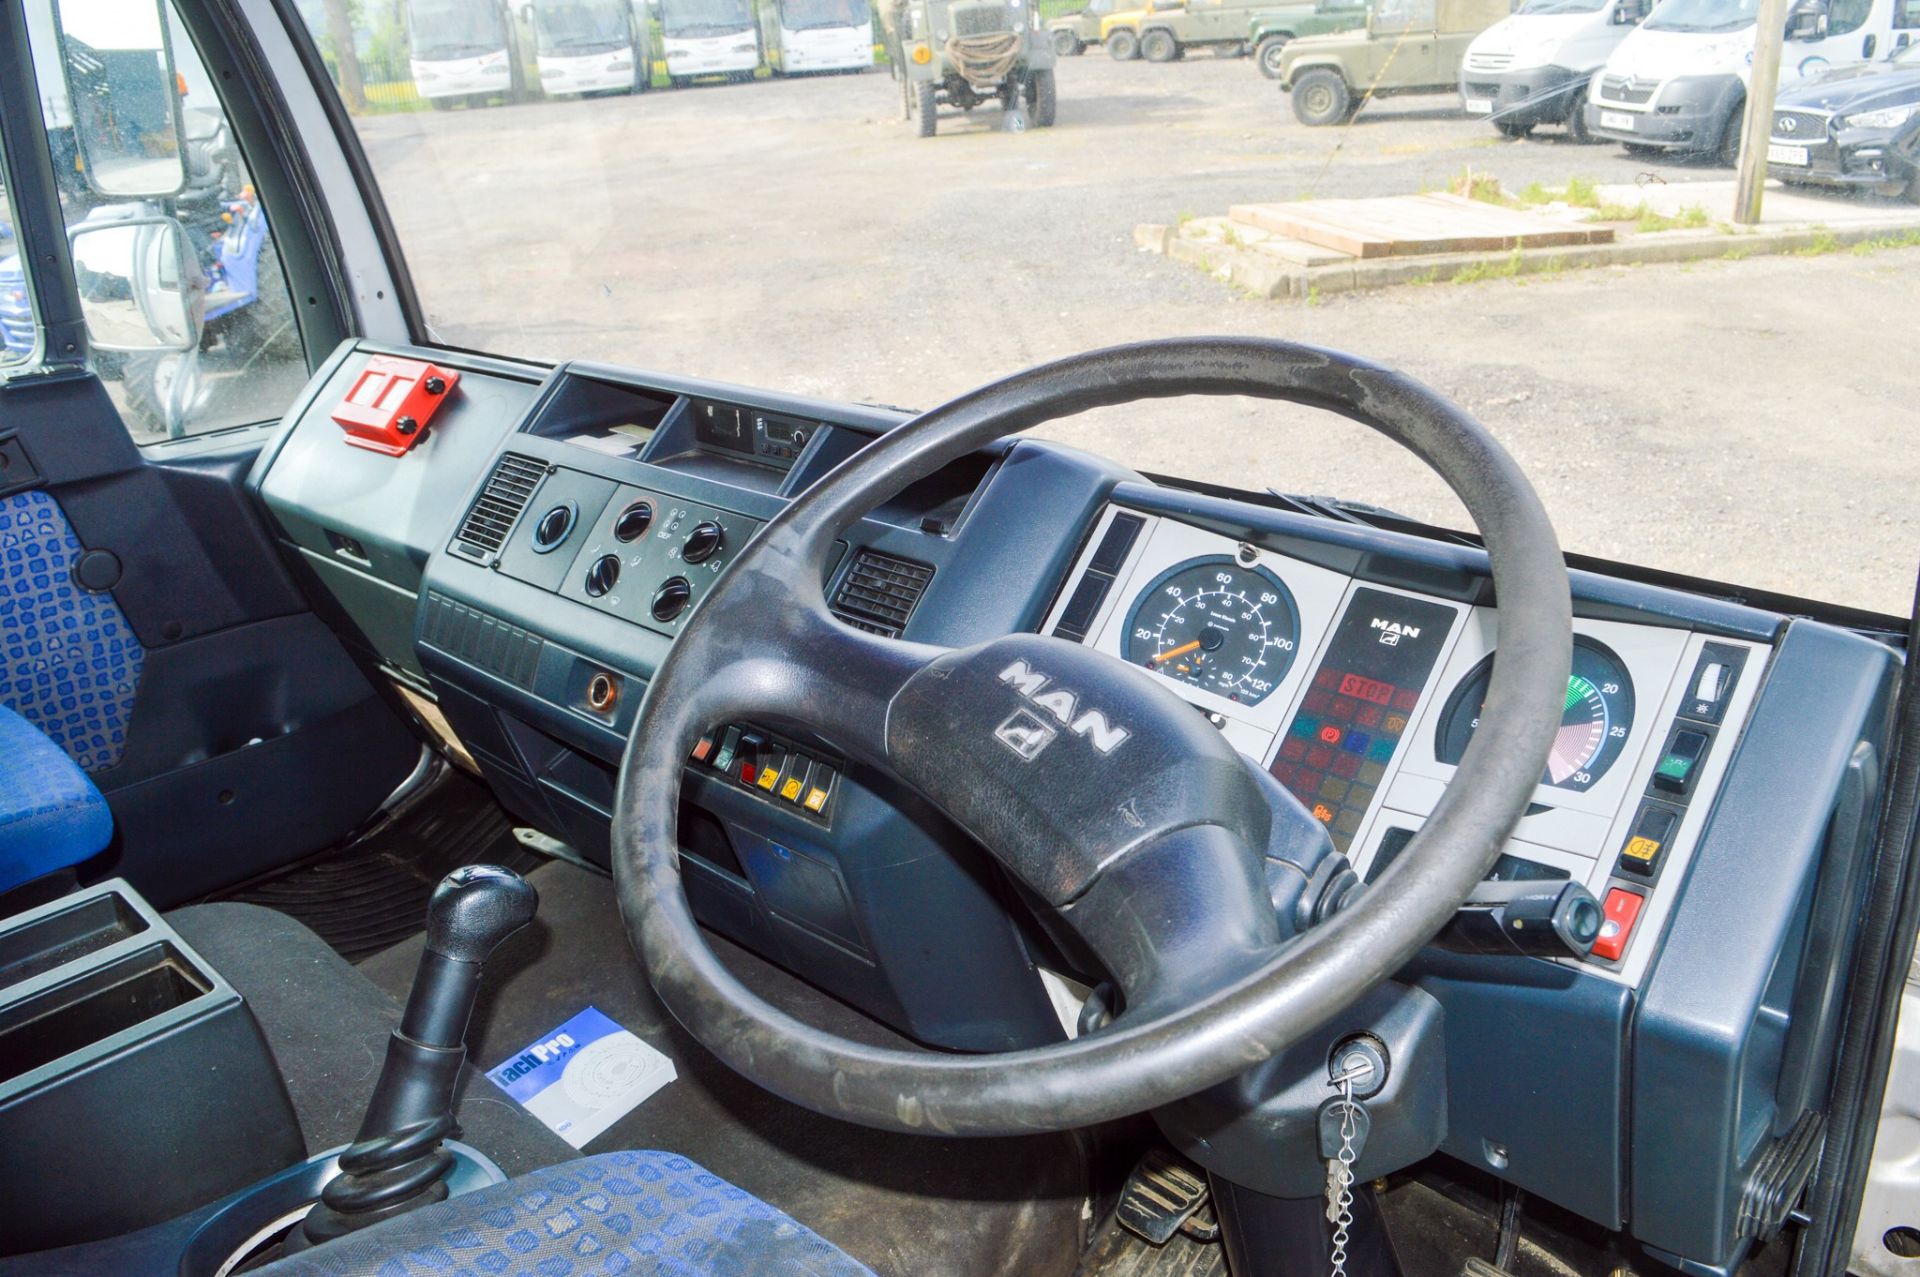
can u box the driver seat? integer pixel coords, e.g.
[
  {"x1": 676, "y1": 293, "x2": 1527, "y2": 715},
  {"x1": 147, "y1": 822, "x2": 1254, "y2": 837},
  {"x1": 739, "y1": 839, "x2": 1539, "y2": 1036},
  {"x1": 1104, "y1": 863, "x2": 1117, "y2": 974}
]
[{"x1": 254, "y1": 1149, "x2": 875, "y2": 1276}]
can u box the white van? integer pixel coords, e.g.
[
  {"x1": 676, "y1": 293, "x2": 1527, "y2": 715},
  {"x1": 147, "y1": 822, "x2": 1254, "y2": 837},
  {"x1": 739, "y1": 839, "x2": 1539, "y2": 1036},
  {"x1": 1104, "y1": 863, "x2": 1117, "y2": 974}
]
[
  {"x1": 1585, "y1": 0, "x2": 1907, "y2": 158},
  {"x1": 1460, "y1": 0, "x2": 1655, "y2": 139}
]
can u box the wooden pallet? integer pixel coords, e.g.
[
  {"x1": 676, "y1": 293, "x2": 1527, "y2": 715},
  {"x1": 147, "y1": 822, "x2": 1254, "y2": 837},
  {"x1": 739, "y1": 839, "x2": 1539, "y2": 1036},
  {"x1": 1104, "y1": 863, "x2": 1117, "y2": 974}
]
[{"x1": 1228, "y1": 192, "x2": 1614, "y2": 259}]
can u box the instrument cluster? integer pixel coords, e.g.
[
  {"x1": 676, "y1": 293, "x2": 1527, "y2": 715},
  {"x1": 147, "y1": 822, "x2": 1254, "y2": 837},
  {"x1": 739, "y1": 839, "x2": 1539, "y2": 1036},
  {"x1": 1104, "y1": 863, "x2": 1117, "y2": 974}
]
[{"x1": 1042, "y1": 504, "x2": 1770, "y2": 987}]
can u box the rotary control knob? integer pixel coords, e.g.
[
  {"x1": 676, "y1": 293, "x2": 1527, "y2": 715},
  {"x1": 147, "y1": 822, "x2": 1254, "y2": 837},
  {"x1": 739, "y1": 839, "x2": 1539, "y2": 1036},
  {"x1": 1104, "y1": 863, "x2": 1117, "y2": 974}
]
[
  {"x1": 531, "y1": 503, "x2": 573, "y2": 551},
  {"x1": 613, "y1": 500, "x2": 653, "y2": 543},
  {"x1": 681, "y1": 521, "x2": 724, "y2": 565},
  {"x1": 584, "y1": 554, "x2": 620, "y2": 598},
  {"x1": 652, "y1": 576, "x2": 693, "y2": 622}
]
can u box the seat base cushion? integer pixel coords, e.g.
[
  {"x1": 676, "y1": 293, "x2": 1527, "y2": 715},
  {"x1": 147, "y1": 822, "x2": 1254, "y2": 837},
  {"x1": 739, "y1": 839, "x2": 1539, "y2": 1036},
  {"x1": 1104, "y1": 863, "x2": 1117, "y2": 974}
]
[
  {"x1": 0, "y1": 704, "x2": 112, "y2": 896},
  {"x1": 256, "y1": 1150, "x2": 876, "y2": 1277}
]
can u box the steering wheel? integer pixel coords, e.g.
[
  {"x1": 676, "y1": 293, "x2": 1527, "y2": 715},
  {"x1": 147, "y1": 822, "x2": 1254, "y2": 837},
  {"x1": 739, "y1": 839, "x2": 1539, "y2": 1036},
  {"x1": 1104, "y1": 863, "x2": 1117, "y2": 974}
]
[{"x1": 612, "y1": 338, "x2": 1571, "y2": 1136}]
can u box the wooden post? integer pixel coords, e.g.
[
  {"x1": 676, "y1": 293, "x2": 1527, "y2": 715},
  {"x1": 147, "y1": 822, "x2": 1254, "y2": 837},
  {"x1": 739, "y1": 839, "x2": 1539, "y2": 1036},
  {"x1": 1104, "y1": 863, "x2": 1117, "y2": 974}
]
[{"x1": 1732, "y1": 0, "x2": 1794, "y2": 224}]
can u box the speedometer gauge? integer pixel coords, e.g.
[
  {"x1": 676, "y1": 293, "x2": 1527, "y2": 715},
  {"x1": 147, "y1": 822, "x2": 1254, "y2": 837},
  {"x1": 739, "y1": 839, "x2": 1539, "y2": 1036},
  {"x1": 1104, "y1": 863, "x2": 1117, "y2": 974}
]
[
  {"x1": 1435, "y1": 636, "x2": 1635, "y2": 792},
  {"x1": 1124, "y1": 558, "x2": 1301, "y2": 706}
]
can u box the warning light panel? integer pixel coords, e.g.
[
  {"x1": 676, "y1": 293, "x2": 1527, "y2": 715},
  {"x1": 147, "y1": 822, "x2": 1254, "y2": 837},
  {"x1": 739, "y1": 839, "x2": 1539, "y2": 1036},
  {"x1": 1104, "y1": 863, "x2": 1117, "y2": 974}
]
[{"x1": 1270, "y1": 589, "x2": 1457, "y2": 853}]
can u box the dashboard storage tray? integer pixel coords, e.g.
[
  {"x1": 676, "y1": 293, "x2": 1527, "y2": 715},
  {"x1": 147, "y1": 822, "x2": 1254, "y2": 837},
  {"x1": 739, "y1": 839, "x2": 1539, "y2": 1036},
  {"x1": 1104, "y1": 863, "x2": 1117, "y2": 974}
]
[{"x1": 0, "y1": 881, "x2": 304, "y2": 1256}]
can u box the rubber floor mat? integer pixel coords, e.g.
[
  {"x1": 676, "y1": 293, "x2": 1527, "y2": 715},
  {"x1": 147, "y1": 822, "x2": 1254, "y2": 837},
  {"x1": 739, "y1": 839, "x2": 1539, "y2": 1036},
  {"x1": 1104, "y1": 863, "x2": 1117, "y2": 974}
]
[
  {"x1": 219, "y1": 773, "x2": 544, "y2": 961},
  {"x1": 1078, "y1": 1214, "x2": 1228, "y2": 1277}
]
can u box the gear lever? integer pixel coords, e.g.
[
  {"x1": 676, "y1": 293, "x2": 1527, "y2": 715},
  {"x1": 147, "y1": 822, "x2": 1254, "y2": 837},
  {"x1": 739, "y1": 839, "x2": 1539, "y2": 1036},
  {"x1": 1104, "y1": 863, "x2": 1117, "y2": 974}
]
[{"x1": 296, "y1": 864, "x2": 537, "y2": 1246}]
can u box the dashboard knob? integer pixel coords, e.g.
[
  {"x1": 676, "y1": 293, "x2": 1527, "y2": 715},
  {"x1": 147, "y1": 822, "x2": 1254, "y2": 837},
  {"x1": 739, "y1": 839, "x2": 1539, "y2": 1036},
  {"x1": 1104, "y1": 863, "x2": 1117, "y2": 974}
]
[
  {"x1": 614, "y1": 500, "x2": 653, "y2": 543},
  {"x1": 682, "y1": 521, "x2": 724, "y2": 564},
  {"x1": 652, "y1": 576, "x2": 693, "y2": 622},
  {"x1": 584, "y1": 553, "x2": 621, "y2": 598},
  {"x1": 531, "y1": 503, "x2": 574, "y2": 551}
]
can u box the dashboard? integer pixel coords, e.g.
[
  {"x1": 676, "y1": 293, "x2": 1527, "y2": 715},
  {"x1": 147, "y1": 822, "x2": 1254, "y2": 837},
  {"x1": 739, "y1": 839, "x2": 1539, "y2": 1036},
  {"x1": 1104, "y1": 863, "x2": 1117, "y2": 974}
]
[{"x1": 249, "y1": 340, "x2": 1900, "y2": 1277}]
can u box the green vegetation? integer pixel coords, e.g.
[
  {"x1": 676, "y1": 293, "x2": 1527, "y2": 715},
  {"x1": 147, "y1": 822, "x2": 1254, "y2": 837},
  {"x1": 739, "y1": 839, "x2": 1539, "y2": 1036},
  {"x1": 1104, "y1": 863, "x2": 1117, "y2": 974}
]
[
  {"x1": 1585, "y1": 201, "x2": 1711, "y2": 233},
  {"x1": 1451, "y1": 247, "x2": 1524, "y2": 285}
]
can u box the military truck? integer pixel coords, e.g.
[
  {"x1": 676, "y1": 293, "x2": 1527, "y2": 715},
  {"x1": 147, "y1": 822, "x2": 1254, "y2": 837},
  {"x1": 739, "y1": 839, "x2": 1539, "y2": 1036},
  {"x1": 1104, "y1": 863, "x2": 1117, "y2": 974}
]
[
  {"x1": 885, "y1": 0, "x2": 1058, "y2": 135},
  {"x1": 1274, "y1": 0, "x2": 1507, "y2": 123},
  {"x1": 1249, "y1": 0, "x2": 1370, "y2": 79},
  {"x1": 1046, "y1": 0, "x2": 1117, "y2": 54},
  {"x1": 1102, "y1": 0, "x2": 1270, "y2": 60}
]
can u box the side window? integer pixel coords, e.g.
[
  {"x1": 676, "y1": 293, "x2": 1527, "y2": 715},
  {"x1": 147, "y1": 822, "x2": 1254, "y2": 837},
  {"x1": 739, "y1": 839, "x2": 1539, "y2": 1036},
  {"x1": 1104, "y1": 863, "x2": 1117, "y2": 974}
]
[
  {"x1": 0, "y1": 166, "x2": 36, "y2": 372},
  {"x1": 1373, "y1": 0, "x2": 1437, "y2": 30},
  {"x1": 23, "y1": 0, "x2": 309, "y2": 443},
  {"x1": 1827, "y1": 0, "x2": 1871, "y2": 35}
]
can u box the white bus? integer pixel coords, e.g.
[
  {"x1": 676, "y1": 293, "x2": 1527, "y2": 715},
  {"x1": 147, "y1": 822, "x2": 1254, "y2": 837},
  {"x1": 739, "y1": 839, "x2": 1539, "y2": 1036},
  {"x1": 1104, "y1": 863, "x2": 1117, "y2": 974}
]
[
  {"x1": 767, "y1": 0, "x2": 875, "y2": 73},
  {"x1": 527, "y1": 0, "x2": 648, "y2": 94},
  {"x1": 660, "y1": 0, "x2": 763, "y2": 84},
  {"x1": 407, "y1": 0, "x2": 523, "y2": 108}
]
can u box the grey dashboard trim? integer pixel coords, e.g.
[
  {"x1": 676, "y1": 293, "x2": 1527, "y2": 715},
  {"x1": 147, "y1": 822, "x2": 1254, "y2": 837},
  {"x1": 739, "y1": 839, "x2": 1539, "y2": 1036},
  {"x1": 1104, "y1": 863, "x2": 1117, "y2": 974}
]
[{"x1": 1632, "y1": 619, "x2": 1899, "y2": 1267}]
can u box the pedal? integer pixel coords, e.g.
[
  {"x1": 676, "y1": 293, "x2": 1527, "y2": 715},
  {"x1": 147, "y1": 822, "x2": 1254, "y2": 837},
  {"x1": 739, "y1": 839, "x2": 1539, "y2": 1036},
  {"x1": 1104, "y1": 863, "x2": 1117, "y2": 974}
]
[{"x1": 1116, "y1": 1147, "x2": 1212, "y2": 1245}]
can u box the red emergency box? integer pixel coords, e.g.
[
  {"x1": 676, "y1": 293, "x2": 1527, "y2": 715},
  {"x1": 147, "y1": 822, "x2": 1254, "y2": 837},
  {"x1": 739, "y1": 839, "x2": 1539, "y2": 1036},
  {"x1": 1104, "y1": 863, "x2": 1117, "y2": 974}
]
[{"x1": 330, "y1": 356, "x2": 459, "y2": 456}]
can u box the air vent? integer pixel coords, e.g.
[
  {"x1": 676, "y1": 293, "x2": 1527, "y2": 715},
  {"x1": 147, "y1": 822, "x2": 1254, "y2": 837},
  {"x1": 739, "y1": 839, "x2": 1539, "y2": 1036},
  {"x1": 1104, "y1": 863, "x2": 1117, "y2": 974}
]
[
  {"x1": 829, "y1": 550, "x2": 934, "y2": 637},
  {"x1": 452, "y1": 453, "x2": 547, "y2": 557}
]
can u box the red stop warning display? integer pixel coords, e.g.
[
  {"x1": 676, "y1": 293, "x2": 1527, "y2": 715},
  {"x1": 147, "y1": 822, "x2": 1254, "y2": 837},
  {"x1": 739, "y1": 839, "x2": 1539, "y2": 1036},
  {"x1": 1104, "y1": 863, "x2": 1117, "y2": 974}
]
[{"x1": 331, "y1": 355, "x2": 460, "y2": 456}]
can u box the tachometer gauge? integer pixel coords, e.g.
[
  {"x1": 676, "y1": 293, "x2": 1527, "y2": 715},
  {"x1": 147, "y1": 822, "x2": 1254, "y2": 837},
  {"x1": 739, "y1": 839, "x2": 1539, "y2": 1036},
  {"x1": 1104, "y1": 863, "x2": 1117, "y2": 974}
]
[
  {"x1": 1124, "y1": 558, "x2": 1301, "y2": 706},
  {"x1": 1435, "y1": 636, "x2": 1635, "y2": 793}
]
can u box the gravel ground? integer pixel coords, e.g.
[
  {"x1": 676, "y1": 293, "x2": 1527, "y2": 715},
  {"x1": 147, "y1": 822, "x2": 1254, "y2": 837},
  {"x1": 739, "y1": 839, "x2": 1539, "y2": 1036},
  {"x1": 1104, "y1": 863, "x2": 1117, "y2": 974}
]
[{"x1": 346, "y1": 54, "x2": 1920, "y2": 616}]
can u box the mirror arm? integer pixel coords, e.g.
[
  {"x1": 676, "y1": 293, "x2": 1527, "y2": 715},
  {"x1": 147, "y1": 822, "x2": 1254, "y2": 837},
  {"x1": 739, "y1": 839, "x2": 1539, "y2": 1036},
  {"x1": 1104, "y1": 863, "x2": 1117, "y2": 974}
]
[{"x1": 0, "y1": 0, "x2": 89, "y2": 366}]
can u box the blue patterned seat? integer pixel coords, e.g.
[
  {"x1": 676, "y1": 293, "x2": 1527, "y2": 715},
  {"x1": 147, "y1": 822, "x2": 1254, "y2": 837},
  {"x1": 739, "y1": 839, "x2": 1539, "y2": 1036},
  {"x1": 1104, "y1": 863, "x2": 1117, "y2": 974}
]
[
  {"x1": 0, "y1": 703, "x2": 113, "y2": 896},
  {"x1": 257, "y1": 1150, "x2": 877, "y2": 1277}
]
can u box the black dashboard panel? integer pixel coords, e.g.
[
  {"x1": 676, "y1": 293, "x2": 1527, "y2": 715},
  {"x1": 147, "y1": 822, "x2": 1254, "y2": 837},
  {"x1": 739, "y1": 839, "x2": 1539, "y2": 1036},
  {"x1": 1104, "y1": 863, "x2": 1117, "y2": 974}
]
[{"x1": 250, "y1": 340, "x2": 1902, "y2": 1277}]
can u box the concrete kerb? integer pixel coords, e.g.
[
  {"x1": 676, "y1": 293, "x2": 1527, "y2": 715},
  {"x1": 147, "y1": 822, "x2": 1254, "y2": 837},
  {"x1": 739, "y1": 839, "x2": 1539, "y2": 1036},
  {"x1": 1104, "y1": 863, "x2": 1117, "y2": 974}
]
[{"x1": 1141, "y1": 215, "x2": 1920, "y2": 300}]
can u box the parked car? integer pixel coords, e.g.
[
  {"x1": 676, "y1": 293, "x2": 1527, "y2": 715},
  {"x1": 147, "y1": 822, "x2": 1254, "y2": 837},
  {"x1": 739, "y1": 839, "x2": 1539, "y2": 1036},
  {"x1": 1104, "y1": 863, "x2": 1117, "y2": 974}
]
[
  {"x1": 1275, "y1": 0, "x2": 1509, "y2": 123},
  {"x1": 1459, "y1": 0, "x2": 1652, "y2": 139},
  {"x1": 1123, "y1": 0, "x2": 1277, "y2": 60},
  {"x1": 1769, "y1": 41, "x2": 1920, "y2": 199},
  {"x1": 1584, "y1": 0, "x2": 1912, "y2": 160},
  {"x1": 1048, "y1": 0, "x2": 1118, "y2": 54},
  {"x1": 1250, "y1": 0, "x2": 1371, "y2": 78}
]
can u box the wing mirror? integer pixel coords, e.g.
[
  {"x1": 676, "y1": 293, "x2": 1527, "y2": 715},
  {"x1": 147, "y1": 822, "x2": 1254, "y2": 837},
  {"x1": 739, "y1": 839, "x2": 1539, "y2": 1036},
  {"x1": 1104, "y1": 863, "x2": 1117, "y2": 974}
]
[
  {"x1": 53, "y1": 0, "x2": 189, "y2": 199},
  {"x1": 68, "y1": 216, "x2": 201, "y2": 353},
  {"x1": 1786, "y1": 0, "x2": 1827, "y2": 39}
]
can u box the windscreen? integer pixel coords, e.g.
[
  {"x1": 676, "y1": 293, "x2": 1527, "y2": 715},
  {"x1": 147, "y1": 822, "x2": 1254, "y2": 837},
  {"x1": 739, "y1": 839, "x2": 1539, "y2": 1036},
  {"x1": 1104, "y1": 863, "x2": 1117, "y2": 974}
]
[
  {"x1": 780, "y1": 0, "x2": 874, "y2": 27},
  {"x1": 292, "y1": 0, "x2": 1920, "y2": 616},
  {"x1": 1643, "y1": 0, "x2": 1757, "y2": 33},
  {"x1": 1515, "y1": 0, "x2": 1608, "y2": 14},
  {"x1": 662, "y1": 0, "x2": 757, "y2": 36},
  {"x1": 406, "y1": 0, "x2": 508, "y2": 58},
  {"x1": 532, "y1": 0, "x2": 632, "y2": 51}
]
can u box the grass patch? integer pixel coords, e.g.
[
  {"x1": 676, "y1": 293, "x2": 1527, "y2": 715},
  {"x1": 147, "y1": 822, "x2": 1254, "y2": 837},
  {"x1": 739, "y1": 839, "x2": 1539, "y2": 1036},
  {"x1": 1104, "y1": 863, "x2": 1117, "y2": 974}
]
[
  {"x1": 1448, "y1": 167, "x2": 1513, "y2": 206},
  {"x1": 1796, "y1": 226, "x2": 1840, "y2": 256},
  {"x1": 1585, "y1": 201, "x2": 1713, "y2": 233},
  {"x1": 1451, "y1": 247, "x2": 1525, "y2": 285},
  {"x1": 1850, "y1": 229, "x2": 1920, "y2": 255}
]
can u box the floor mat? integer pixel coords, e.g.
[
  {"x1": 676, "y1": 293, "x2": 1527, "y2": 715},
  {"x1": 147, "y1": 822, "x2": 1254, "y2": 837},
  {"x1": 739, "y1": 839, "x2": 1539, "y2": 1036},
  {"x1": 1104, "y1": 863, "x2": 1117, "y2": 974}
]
[
  {"x1": 358, "y1": 860, "x2": 1091, "y2": 1277},
  {"x1": 219, "y1": 772, "x2": 544, "y2": 961},
  {"x1": 1078, "y1": 1213, "x2": 1229, "y2": 1277}
]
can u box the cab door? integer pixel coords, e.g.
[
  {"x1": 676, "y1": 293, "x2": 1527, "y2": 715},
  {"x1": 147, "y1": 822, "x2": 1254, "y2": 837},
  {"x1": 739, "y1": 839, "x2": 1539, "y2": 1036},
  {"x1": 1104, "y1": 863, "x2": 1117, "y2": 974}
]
[
  {"x1": 1370, "y1": 0, "x2": 1442, "y2": 85},
  {"x1": 0, "y1": 0, "x2": 419, "y2": 906}
]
